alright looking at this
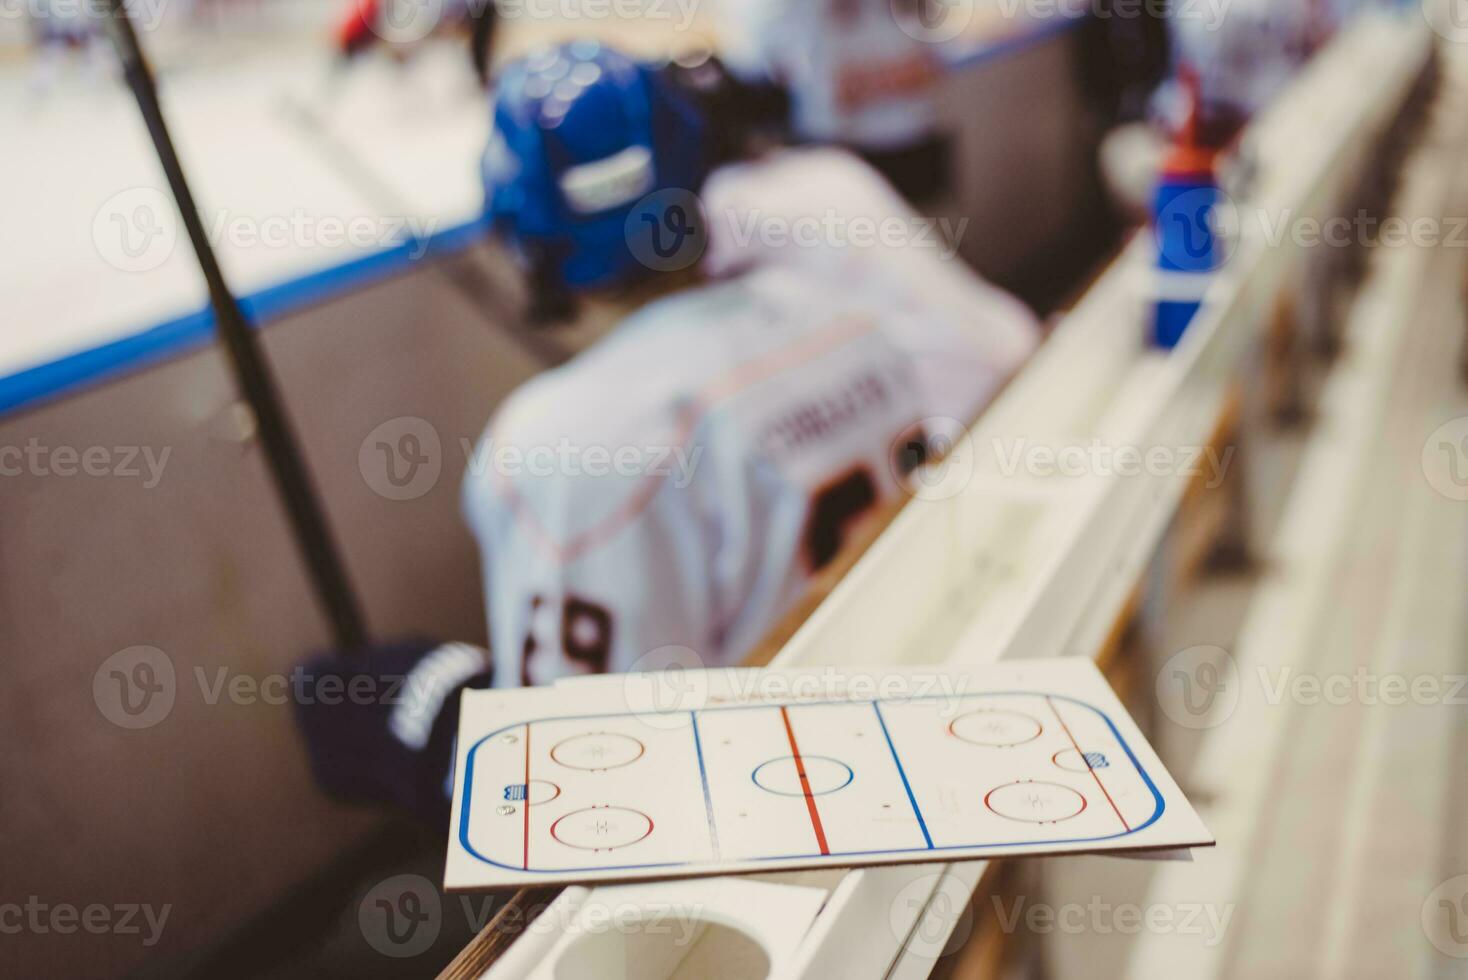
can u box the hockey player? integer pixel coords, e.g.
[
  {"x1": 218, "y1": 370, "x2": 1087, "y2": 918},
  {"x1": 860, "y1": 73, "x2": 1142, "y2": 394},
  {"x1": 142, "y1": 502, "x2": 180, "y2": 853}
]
[
  {"x1": 334, "y1": 0, "x2": 496, "y2": 74},
  {"x1": 717, "y1": 0, "x2": 951, "y2": 203},
  {"x1": 26, "y1": 0, "x2": 110, "y2": 98},
  {"x1": 296, "y1": 39, "x2": 1038, "y2": 822},
  {"x1": 469, "y1": 41, "x2": 1038, "y2": 682},
  {"x1": 1144, "y1": 0, "x2": 1324, "y2": 350},
  {"x1": 1106, "y1": 0, "x2": 1326, "y2": 215},
  {"x1": 1152, "y1": 0, "x2": 1320, "y2": 149}
]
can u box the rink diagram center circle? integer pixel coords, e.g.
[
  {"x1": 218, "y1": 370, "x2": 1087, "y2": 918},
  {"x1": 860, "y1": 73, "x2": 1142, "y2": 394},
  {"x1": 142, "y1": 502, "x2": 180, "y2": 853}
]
[{"x1": 752, "y1": 756, "x2": 855, "y2": 796}]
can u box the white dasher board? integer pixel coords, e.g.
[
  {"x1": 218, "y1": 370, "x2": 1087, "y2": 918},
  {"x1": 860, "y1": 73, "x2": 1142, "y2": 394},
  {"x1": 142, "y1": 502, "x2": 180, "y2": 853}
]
[{"x1": 445, "y1": 659, "x2": 1213, "y2": 891}]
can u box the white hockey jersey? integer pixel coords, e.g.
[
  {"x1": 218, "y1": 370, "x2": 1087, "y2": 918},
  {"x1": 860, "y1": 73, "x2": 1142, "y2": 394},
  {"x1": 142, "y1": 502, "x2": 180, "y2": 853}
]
[
  {"x1": 719, "y1": 0, "x2": 943, "y2": 150},
  {"x1": 463, "y1": 149, "x2": 1038, "y2": 687}
]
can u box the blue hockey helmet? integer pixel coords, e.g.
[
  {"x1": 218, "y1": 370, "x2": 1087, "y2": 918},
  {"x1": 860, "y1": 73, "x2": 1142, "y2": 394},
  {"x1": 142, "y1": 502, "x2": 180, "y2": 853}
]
[{"x1": 482, "y1": 41, "x2": 713, "y2": 294}]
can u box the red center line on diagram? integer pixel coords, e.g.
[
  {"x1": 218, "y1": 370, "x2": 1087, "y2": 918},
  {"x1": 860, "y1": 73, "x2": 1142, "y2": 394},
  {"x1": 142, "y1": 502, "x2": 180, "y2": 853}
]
[{"x1": 779, "y1": 705, "x2": 831, "y2": 856}]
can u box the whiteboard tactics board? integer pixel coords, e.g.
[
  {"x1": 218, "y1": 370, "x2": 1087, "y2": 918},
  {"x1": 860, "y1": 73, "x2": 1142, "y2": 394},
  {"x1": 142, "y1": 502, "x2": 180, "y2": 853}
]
[{"x1": 445, "y1": 659, "x2": 1213, "y2": 890}]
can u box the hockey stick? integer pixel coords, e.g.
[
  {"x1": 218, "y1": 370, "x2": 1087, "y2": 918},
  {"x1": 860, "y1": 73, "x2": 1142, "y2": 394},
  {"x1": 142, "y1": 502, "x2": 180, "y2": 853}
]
[{"x1": 100, "y1": 0, "x2": 369, "y2": 651}]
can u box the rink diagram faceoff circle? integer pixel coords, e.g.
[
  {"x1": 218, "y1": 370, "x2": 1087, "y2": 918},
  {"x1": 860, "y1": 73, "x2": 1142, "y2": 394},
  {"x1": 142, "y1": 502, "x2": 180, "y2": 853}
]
[
  {"x1": 983, "y1": 780, "x2": 1089, "y2": 824},
  {"x1": 946, "y1": 709, "x2": 1044, "y2": 747},
  {"x1": 550, "y1": 732, "x2": 646, "y2": 771},
  {"x1": 550, "y1": 806, "x2": 656, "y2": 852}
]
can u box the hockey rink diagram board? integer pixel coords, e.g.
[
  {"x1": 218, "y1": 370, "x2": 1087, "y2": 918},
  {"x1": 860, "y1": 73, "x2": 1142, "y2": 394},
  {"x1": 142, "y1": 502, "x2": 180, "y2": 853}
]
[{"x1": 445, "y1": 660, "x2": 1213, "y2": 890}]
